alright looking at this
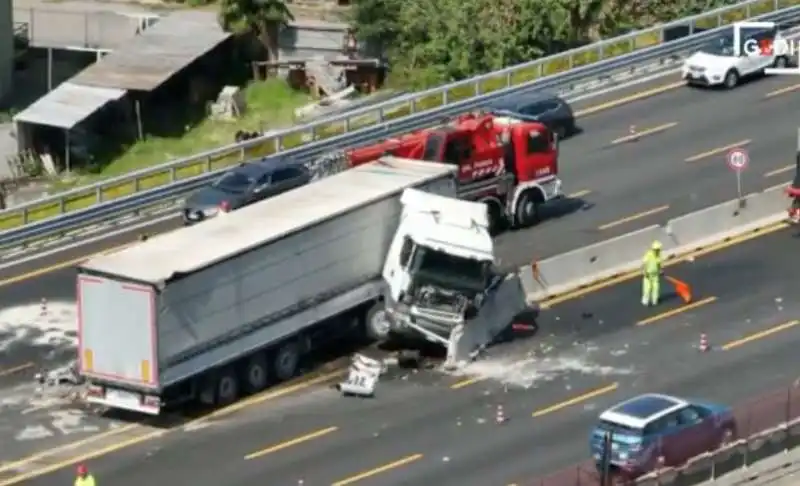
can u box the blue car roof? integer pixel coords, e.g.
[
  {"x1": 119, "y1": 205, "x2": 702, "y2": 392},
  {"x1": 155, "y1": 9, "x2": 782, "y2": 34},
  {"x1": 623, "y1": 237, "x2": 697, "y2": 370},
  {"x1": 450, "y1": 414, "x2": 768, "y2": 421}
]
[{"x1": 613, "y1": 395, "x2": 683, "y2": 419}]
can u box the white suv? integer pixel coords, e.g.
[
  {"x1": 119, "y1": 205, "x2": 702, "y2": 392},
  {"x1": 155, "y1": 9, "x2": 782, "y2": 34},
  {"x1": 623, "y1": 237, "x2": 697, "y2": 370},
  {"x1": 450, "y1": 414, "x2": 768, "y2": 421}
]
[{"x1": 682, "y1": 24, "x2": 790, "y2": 88}]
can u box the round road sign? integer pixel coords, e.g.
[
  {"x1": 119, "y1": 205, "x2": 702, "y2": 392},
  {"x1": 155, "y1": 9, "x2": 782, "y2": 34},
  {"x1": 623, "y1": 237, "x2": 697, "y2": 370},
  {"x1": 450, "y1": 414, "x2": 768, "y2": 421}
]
[{"x1": 726, "y1": 147, "x2": 749, "y2": 172}]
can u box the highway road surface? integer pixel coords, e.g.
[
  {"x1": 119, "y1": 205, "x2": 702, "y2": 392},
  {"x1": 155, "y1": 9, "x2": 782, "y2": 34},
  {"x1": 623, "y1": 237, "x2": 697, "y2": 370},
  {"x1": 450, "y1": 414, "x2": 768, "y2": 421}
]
[
  {"x1": 7, "y1": 221, "x2": 800, "y2": 485},
  {"x1": 3, "y1": 69, "x2": 800, "y2": 476}
]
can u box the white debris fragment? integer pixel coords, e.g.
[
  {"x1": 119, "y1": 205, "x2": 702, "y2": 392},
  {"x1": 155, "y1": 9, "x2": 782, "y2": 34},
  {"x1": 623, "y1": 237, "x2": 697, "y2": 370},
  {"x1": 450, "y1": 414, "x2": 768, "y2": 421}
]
[
  {"x1": 338, "y1": 354, "x2": 382, "y2": 397},
  {"x1": 15, "y1": 425, "x2": 54, "y2": 441}
]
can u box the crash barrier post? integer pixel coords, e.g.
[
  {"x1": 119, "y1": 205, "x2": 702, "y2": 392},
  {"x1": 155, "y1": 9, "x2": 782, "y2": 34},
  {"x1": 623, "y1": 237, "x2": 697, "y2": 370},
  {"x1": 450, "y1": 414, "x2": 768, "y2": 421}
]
[
  {"x1": 522, "y1": 185, "x2": 789, "y2": 302},
  {"x1": 524, "y1": 382, "x2": 800, "y2": 486}
]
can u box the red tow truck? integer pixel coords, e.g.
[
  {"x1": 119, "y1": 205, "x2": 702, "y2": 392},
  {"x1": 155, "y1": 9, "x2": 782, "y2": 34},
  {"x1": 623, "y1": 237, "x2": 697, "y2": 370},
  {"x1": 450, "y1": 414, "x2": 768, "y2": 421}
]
[{"x1": 316, "y1": 113, "x2": 563, "y2": 231}]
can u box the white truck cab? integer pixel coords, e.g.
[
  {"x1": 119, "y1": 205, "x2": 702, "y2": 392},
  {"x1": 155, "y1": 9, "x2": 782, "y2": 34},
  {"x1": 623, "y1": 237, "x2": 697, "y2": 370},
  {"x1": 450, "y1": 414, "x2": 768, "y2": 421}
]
[
  {"x1": 378, "y1": 188, "x2": 529, "y2": 358},
  {"x1": 682, "y1": 23, "x2": 790, "y2": 88}
]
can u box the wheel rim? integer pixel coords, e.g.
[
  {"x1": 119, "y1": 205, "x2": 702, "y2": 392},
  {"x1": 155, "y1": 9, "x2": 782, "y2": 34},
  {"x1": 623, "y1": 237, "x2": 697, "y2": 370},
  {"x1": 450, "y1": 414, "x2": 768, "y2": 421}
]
[
  {"x1": 276, "y1": 346, "x2": 298, "y2": 379},
  {"x1": 219, "y1": 375, "x2": 237, "y2": 401},
  {"x1": 371, "y1": 309, "x2": 389, "y2": 337},
  {"x1": 248, "y1": 362, "x2": 267, "y2": 390},
  {"x1": 726, "y1": 73, "x2": 736, "y2": 87}
]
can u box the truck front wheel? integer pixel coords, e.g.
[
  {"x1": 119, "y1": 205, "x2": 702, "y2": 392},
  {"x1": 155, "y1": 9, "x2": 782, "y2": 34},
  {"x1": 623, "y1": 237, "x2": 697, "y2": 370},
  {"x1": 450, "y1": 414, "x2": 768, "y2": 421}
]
[
  {"x1": 514, "y1": 189, "x2": 543, "y2": 227},
  {"x1": 365, "y1": 302, "x2": 390, "y2": 341},
  {"x1": 273, "y1": 341, "x2": 300, "y2": 381}
]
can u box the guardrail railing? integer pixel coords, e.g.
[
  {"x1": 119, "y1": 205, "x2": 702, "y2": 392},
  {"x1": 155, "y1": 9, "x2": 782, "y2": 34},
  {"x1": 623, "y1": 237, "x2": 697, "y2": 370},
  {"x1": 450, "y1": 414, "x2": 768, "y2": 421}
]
[
  {"x1": 527, "y1": 380, "x2": 800, "y2": 485},
  {"x1": 2, "y1": 0, "x2": 799, "y2": 247}
]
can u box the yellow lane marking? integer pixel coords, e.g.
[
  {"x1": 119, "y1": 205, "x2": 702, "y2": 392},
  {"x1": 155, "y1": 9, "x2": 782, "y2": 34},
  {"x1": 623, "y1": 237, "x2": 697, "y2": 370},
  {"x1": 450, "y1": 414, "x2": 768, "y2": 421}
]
[
  {"x1": 0, "y1": 370, "x2": 345, "y2": 485},
  {"x1": 685, "y1": 139, "x2": 751, "y2": 163},
  {"x1": 451, "y1": 377, "x2": 482, "y2": 389},
  {"x1": 0, "y1": 362, "x2": 33, "y2": 377},
  {"x1": 244, "y1": 426, "x2": 338, "y2": 460},
  {"x1": 597, "y1": 205, "x2": 670, "y2": 231},
  {"x1": 764, "y1": 165, "x2": 794, "y2": 178},
  {"x1": 569, "y1": 189, "x2": 592, "y2": 198},
  {"x1": 332, "y1": 453, "x2": 424, "y2": 486},
  {"x1": 721, "y1": 320, "x2": 800, "y2": 351},
  {"x1": 540, "y1": 221, "x2": 789, "y2": 309},
  {"x1": 0, "y1": 424, "x2": 139, "y2": 475},
  {"x1": 636, "y1": 296, "x2": 718, "y2": 326},
  {"x1": 574, "y1": 81, "x2": 685, "y2": 117},
  {"x1": 610, "y1": 122, "x2": 677, "y2": 145},
  {"x1": 532, "y1": 383, "x2": 619, "y2": 417},
  {"x1": 765, "y1": 83, "x2": 800, "y2": 98}
]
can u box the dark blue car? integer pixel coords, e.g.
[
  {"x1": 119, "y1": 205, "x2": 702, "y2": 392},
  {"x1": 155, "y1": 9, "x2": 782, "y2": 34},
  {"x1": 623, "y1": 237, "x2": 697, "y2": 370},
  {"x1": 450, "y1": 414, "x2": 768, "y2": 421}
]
[
  {"x1": 589, "y1": 393, "x2": 736, "y2": 480},
  {"x1": 487, "y1": 93, "x2": 576, "y2": 139}
]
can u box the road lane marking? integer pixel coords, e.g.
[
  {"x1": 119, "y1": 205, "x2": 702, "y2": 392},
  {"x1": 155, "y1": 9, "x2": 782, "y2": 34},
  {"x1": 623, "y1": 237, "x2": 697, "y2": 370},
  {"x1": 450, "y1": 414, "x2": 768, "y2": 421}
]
[
  {"x1": 684, "y1": 140, "x2": 751, "y2": 163},
  {"x1": 451, "y1": 377, "x2": 482, "y2": 389},
  {"x1": 540, "y1": 221, "x2": 789, "y2": 309},
  {"x1": 574, "y1": 81, "x2": 685, "y2": 117},
  {"x1": 636, "y1": 296, "x2": 718, "y2": 326},
  {"x1": 569, "y1": 189, "x2": 592, "y2": 198},
  {"x1": 610, "y1": 122, "x2": 677, "y2": 145},
  {"x1": 0, "y1": 369, "x2": 345, "y2": 484},
  {"x1": 765, "y1": 83, "x2": 800, "y2": 98},
  {"x1": 532, "y1": 383, "x2": 619, "y2": 417},
  {"x1": 332, "y1": 453, "x2": 424, "y2": 486},
  {"x1": 597, "y1": 205, "x2": 670, "y2": 231},
  {"x1": 244, "y1": 426, "x2": 338, "y2": 460},
  {"x1": 721, "y1": 320, "x2": 800, "y2": 350},
  {"x1": 764, "y1": 165, "x2": 794, "y2": 178},
  {"x1": 0, "y1": 362, "x2": 33, "y2": 377}
]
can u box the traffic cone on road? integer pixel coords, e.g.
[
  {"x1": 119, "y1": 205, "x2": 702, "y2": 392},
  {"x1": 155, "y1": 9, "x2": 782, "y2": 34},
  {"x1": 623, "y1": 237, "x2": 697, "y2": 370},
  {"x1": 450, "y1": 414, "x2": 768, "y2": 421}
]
[
  {"x1": 629, "y1": 125, "x2": 637, "y2": 141},
  {"x1": 699, "y1": 333, "x2": 710, "y2": 352},
  {"x1": 40, "y1": 298, "x2": 47, "y2": 317},
  {"x1": 496, "y1": 405, "x2": 507, "y2": 424}
]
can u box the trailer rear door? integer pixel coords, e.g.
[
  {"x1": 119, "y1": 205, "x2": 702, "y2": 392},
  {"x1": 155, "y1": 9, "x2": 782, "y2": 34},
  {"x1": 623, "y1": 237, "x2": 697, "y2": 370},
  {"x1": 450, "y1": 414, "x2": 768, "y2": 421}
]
[{"x1": 78, "y1": 275, "x2": 158, "y2": 389}]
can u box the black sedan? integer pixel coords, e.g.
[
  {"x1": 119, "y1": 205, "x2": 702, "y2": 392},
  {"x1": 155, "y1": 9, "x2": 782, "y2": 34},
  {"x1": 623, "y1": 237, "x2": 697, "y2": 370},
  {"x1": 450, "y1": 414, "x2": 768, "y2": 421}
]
[
  {"x1": 487, "y1": 93, "x2": 577, "y2": 139},
  {"x1": 182, "y1": 159, "x2": 311, "y2": 225}
]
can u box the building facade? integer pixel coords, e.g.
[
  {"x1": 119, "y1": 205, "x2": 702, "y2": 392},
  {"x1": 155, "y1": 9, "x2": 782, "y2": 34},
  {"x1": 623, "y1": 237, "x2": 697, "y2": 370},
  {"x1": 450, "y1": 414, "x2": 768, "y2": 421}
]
[{"x1": 0, "y1": 0, "x2": 13, "y2": 100}]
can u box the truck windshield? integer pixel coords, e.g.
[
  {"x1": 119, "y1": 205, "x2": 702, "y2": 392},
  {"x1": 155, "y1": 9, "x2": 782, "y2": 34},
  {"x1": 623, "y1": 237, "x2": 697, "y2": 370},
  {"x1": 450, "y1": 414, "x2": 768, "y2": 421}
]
[{"x1": 409, "y1": 245, "x2": 487, "y2": 291}]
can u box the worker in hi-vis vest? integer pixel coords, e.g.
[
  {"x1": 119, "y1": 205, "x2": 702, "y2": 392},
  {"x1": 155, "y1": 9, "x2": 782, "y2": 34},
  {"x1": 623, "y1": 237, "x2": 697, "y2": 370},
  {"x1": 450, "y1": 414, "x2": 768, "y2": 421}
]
[
  {"x1": 641, "y1": 241, "x2": 663, "y2": 306},
  {"x1": 75, "y1": 464, "x2": 96, "y2": 486}
]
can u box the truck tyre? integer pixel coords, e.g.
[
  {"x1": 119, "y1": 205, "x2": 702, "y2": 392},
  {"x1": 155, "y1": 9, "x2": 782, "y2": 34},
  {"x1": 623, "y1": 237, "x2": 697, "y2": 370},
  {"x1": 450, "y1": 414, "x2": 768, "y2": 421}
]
[
  {"x1": 514, "y1": 189, "x2": 542, "y2": 228},
  {"x1": 485, "y1": 200, "x2": 505, "y2": 235},
  {"x1": 216, "y1": 368, "x2": 239, "y2": 406},
  {"x1": 273, "y1": 341, "x2": 300, "y2": 381},
  {"x1": 244, "y1": 354, "x2": 269, "y2": 393},
  {"x1": 365, "y1": 302, "x2": 390, "y2": 341}
]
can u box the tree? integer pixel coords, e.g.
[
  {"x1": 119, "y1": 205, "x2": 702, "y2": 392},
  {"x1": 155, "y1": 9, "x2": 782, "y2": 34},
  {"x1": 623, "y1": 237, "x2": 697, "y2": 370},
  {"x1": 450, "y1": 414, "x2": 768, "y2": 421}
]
[
  {"x1": 350, "y1": 0, "x2": 401, "y2": 55},
  {"x1": 218, "y1": 0, "x2": 294, "y2": 61}
]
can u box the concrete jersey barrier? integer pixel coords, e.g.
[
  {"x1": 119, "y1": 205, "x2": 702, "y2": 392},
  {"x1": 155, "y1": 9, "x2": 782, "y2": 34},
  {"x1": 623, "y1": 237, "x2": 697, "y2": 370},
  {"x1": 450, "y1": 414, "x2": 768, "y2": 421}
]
[{"x1": 521, "y1": 185, "x2": 788, "y2": 302}]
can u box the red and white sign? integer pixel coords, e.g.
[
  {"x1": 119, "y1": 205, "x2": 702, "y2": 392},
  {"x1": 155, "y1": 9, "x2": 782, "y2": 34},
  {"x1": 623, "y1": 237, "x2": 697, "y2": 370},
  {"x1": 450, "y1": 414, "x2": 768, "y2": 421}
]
[{"x1": 726, "y1": 148, "x2": 749, "y2": 172}]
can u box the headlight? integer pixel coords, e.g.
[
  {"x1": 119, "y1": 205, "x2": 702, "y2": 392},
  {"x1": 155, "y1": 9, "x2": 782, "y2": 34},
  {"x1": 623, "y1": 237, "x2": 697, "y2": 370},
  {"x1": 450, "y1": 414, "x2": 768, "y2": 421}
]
[
  {"x1": 202, "y1": 207, "x2": 219, "y2": 217},
  {"x1": 688, "y1": 65, "x2": 706, "y2": 73}
]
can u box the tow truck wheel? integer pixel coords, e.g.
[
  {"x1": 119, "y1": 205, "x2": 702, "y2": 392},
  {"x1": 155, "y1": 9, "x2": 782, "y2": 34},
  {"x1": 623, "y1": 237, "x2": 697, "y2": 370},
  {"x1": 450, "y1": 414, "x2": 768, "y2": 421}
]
[
  {"x1": 723, "y1": 69, "x2": 739, "y2": 89},
  {"x1": 243, "y1": 354, "x2": 269, "y2": 393},
  {"x1": 514, "y1": 190, "x2": 542, "y2": 228},
  {"x1": 273, "y1": 341, "x2": 300, "y2": 381},
  {"x1": 216, "y1": 368, "x2": 239, "y2": 406}
]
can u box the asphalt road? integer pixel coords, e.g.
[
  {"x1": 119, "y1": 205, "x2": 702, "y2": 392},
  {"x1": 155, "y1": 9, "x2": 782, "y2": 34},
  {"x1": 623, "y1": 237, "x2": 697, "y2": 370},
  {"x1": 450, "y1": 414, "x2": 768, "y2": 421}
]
[
  {"x1": 3, "y1": 68, "x2": 800, "y2": 477},
  {"x1": 14, "y1": 224, "x2": 800, "y2": 486}
]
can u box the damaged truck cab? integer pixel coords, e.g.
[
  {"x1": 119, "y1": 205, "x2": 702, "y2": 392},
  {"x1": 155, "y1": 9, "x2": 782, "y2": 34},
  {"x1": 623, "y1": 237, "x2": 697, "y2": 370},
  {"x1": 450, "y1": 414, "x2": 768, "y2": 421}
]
[{"x1": 376, "y1": 188, "x2": 530, "y2": 356}]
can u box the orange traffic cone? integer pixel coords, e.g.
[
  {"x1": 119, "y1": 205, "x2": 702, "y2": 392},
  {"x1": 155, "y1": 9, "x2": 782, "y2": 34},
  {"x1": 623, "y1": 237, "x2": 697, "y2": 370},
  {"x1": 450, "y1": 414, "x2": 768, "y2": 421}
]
[
  {"x1": 666, "y1": 276, "x2": 692, "y2": 304},
  {"x1": 495, "y1": 405, "x2": 507, "y2": 424},
  {"x1": 699, "y1": 333, "x2": 710, "y2": 352}
]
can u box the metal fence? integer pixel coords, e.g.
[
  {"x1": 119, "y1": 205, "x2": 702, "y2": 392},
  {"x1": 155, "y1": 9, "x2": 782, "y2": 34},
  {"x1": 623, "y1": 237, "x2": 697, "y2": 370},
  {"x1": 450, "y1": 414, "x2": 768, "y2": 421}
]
[
  {"x1": 524, "y1": 384, "x2": 800, "y2": 485},
  {"x1": 12, "y1": 7, "x2": 159, "y2": 50},
  {"x1": 3, "y1": 0, "x2": 800, "y2": 243}
]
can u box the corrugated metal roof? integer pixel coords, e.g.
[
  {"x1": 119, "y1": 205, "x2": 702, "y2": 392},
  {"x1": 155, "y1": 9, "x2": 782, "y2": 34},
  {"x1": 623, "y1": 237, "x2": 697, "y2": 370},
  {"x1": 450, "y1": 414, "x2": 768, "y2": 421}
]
[
  {"x1": 13, "y1": 82, "x2": 126, "y2": 130},
  {"x1": 80, "y1": 157, "x2": 457, "y2": 285},
  {"x1": 72, "y1": 11, "x2": 232, "y2": 92}
]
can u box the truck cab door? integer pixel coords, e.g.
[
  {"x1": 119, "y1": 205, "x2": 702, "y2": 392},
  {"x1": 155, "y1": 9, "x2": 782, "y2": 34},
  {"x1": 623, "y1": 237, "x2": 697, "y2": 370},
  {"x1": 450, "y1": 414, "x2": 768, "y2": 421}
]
[
  {"x1": 443, "y1": 133, "x2": 475, "y2": 181},
  {"x1": 382, "y1": 224, "x2": 415, "y2": 302}
]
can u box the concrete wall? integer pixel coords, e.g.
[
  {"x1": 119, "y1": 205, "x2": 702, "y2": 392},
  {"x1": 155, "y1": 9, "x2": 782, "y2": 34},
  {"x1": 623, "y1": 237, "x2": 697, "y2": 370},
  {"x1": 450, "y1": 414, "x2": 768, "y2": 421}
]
[{"x1": 0, "y1": 0, "x2": 13, "y2": 100}]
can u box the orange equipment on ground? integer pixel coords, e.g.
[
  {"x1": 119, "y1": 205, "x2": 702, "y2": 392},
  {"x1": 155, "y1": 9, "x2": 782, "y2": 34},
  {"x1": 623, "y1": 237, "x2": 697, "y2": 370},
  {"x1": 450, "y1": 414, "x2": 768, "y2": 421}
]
[
  {"x1": 313, "y1": 113, "x2": 563, "y2": 231},
  {"x1": 665, "y1": 276, "x2": 692, "y2": 304}
]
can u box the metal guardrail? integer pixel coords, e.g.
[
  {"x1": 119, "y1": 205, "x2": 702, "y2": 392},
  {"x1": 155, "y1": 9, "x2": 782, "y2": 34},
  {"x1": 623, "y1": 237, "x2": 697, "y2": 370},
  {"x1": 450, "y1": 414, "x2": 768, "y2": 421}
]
[
  {"x1": 527, "y1": 381, "x2": 800, "y2": 485},
  {"x1": 2, "y1": 0, "x2": 800, "y2": 248}
]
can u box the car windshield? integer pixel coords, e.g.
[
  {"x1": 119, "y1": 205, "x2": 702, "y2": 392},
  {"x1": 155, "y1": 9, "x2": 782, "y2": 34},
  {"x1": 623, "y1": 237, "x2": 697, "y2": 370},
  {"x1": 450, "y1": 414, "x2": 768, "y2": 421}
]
[
  {"x1": 212, "y1": 171, "x2": 255, "y2": 193},
  {"x1": 595, "y1": 420, "x2": 643, "y2": 443},
  {"x1": 700, "y1": 35, "x2": 736, "y2": 56}
]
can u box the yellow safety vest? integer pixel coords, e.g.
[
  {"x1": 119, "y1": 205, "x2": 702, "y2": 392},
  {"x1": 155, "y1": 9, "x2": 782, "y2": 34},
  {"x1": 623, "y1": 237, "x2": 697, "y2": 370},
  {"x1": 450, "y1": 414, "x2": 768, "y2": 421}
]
[
  {"x1": 75, "y1": 475, "x2": 96, "y2": 486},
  {"x1": 642, "y1": 251, "x2": 661, "y2": 276}
]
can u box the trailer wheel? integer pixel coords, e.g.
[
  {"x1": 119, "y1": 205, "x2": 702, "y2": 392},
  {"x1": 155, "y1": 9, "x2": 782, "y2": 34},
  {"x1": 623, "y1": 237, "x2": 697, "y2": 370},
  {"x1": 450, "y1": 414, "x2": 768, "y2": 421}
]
[
  {"x1": 216, "y1": 368, "x2": 239, "y2": 406},
  {"x1": 273, "y1": 341, "x2": 300, "y2": 381},
  {"x1": 244, "y1": 354, "x2": 269, "y2": 393}
]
